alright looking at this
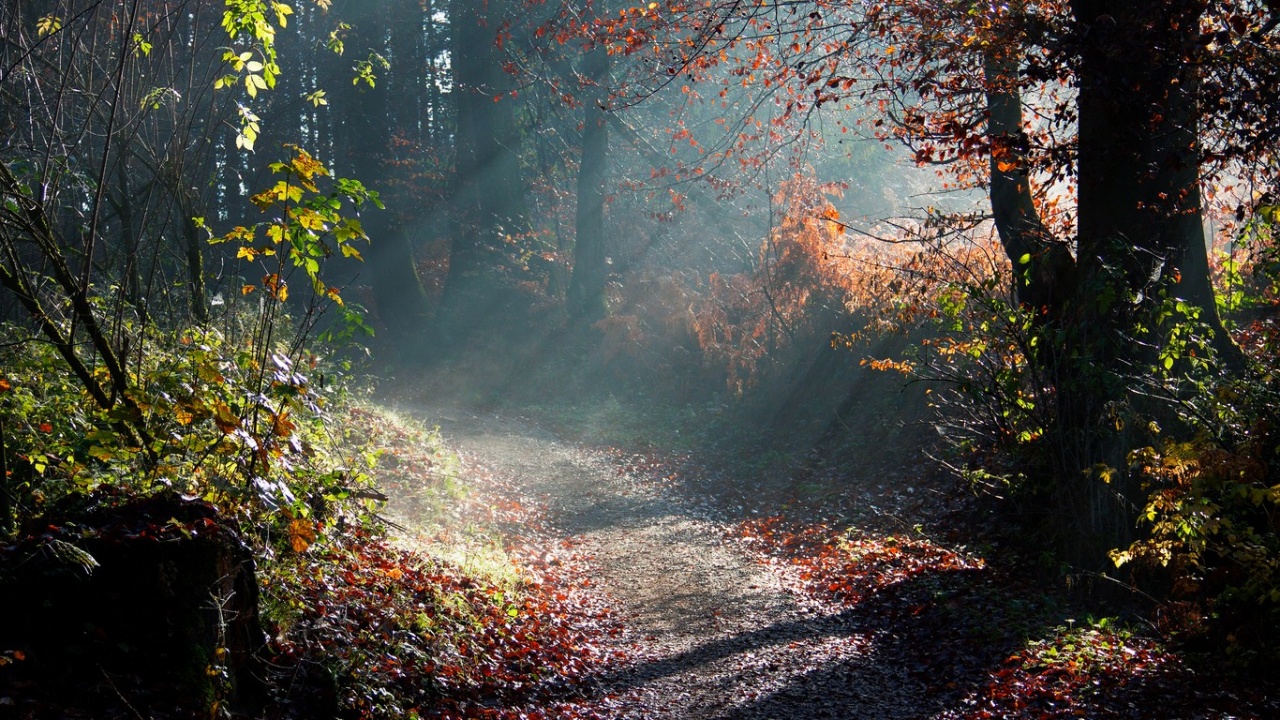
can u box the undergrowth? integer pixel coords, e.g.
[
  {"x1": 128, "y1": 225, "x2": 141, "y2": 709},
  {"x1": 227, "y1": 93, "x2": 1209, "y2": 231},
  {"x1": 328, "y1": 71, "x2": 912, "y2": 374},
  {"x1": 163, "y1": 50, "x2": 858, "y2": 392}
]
[
  {"x1": 261, "y1": 527, "x2": 616, "y2": 718},
  {"x1": 0, "y1": 325, "x2": 619, "y2": 717},
  {"x1": 257, "y1": 403, "x2": 621, "y2": 719},
  {"x1": 739, "y1": 517, "x2": 1277, "y2": 719}
]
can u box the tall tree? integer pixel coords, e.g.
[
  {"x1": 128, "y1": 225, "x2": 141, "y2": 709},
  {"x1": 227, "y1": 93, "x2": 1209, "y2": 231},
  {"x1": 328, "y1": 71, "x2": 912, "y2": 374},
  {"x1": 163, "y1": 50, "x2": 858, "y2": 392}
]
[
  {"x1": 565, "y1": 17, "x2": 610, "y2": 323},
  {"x1": 601, "y1": 0, "x2": 1279, "y2": 557},
  {"x1": 976, "y1": 0, "x2": 1246, "y2": 550},
  {"x1": 437, "y1": 0, "x2": 533, "y2": 348},
  {"x1": 331, "y1": 0, "x2": 432, "y2": 353}
]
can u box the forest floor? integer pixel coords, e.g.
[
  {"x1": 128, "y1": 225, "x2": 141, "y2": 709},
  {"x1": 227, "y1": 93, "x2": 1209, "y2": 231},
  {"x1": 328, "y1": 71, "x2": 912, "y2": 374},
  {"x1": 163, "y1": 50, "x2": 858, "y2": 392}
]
[
  {"x1": 418, "y1": 407, "x2": 907, "y2": 719},
  {"x1": 381, "y1": 399, "x2": 1279, "y2": 720}
]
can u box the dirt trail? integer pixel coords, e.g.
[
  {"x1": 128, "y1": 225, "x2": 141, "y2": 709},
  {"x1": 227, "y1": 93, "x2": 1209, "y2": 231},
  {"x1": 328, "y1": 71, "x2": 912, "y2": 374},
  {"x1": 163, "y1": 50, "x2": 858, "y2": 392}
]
[{"x1": 421, "y1": 408, "x2": 930, "y2": 719}]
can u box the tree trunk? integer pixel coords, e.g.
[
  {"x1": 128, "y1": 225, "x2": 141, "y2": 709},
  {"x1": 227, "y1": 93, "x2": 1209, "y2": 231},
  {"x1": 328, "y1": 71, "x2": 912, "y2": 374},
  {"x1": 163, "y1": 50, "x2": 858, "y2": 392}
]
[
  {"x1": 567, "y1": 42, "x2": 610, "y2": 324},
  {"x1": 437, "y1": 0, "x2": 531, "y2": 349},
  {"x1": 112, "y1": 162, "x2": 145, "y2": 313},
  {"x1": 1073, "y1": 0, "x2": 1236, "y2": 364},
  {"x1": 980, "y1": 1, "x2": 1243, "y2": 563},
  {"x1": 179, "y1": 192, "x2": 210, "y2": 323},
  {"x1": 983, "y1": 45, "x2": 1075, "y2": 318},
  {"x1": 335, "y1": 0, "x2": 431, "y2": 352},
  {"x1": 0, "y1": 417, "x2": 10, "y2": 537}
]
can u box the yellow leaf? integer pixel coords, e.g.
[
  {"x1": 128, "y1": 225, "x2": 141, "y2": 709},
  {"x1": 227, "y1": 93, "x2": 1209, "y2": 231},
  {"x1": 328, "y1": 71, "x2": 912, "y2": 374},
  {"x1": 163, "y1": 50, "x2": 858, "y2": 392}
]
[
  {"x1": 287, "y1": 147, "x2": 328, "y2": 180},
  {"x1": 221, "y1": 226, "x2": 255, "y2": 243},
  {"x1": 36, "y1": 15, "x2": 62, "y2": 38},
  {"x1": 273, "y1": 2, "x2": 294, "y2": 26},
  {"x1": 241, "y1": 284, "x2": 256, "y2": 295},
  {"x1": 335, "y1": 218, "x2": 365, "y2": 242},
  {"x1": 294, "y1": 208, "x2": 326, "y2": 231}
]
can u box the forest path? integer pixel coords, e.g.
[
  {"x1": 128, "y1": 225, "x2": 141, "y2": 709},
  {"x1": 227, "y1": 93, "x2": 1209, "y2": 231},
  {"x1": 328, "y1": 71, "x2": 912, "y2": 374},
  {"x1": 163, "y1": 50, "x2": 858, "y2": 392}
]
[{"x1": 418, "y1": 407, "x2": 929, "y2": 719}]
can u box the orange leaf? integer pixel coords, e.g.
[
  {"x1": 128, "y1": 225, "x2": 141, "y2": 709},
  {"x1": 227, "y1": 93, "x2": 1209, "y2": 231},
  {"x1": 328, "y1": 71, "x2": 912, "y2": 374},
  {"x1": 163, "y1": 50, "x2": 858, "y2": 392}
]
[
  {"x1": 213, "y1": 402, "x2": 240, "y2": 434},
  {"x1": 289, "y1": 518, "x2": 317, "y2": 553}
]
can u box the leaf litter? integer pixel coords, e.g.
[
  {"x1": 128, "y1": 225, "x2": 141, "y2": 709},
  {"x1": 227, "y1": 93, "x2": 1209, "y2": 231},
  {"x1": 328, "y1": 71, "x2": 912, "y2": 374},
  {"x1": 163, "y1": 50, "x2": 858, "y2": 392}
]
[{"x1": 261, "y1": 404, "x2": 624, "y2": 719}]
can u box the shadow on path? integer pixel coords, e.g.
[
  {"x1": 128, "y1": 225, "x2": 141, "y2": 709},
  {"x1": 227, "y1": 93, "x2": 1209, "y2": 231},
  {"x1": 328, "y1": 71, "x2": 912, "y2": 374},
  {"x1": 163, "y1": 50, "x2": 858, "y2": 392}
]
[
  {"x1": 589, "y1": 566, "x2": 1046, "y2": 719},
  {"x1": 420, "y1": 407, "x2": 1051, "y2": 719}
]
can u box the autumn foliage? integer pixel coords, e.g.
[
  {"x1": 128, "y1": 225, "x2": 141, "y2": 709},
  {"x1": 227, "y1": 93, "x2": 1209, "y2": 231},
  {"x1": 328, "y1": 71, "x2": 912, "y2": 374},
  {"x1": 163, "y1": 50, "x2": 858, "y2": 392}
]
[{"x1": 264, "y1": 528, "x2": 619, "y2": 718}]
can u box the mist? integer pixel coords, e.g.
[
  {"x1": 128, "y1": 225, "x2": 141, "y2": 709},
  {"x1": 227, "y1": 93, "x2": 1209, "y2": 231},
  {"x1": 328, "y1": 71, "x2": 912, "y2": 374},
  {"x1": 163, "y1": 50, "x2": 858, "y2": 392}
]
[{"x1": 3, "y1": 1, "x2": 1279, "y2": 717}]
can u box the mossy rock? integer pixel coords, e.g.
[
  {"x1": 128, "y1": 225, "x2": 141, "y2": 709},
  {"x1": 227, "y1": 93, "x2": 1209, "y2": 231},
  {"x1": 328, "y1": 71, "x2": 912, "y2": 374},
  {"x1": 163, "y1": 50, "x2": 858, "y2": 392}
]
[{"x1": 0, "y1": 490, "x2": 267, "y2": 717}]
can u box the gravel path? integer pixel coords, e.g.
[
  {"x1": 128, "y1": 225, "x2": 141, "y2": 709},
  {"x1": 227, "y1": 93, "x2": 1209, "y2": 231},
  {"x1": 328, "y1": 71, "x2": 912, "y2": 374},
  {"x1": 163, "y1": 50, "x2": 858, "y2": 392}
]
[{"x1": 424, "y1": 409, "x2": 931, "y2": 719}]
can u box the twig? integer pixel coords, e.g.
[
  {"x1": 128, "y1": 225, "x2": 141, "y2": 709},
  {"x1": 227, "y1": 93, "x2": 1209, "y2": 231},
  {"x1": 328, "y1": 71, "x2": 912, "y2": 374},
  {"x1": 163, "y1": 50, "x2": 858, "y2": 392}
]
[{"x1": 100, "y1": 667, "x2": 148, "y2": 720}]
